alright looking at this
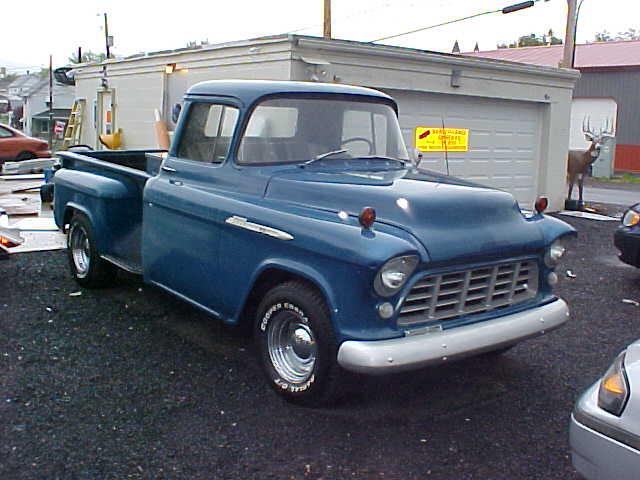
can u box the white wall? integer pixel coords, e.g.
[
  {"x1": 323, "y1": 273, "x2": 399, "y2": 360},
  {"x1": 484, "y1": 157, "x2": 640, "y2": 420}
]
[
  {"x1": 72, "y1": 35, "x2": 578, "y2": 210},
  {"x1": 291, "y1": 38, "x2": 578, "y2": 211},
  {"x1": 73, "y1": 37, "x2": 295, "y2": 149}
]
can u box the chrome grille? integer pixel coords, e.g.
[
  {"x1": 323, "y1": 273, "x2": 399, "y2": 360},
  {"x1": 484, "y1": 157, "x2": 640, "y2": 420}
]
[{"x1": 398, "y1": 260, "x2": 539, "y2": 327}]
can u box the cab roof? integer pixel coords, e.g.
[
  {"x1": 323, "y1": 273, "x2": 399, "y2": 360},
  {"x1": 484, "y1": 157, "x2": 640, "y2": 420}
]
[{"x1": 185, "y1": 79, "x2": 395, "y2": 108}]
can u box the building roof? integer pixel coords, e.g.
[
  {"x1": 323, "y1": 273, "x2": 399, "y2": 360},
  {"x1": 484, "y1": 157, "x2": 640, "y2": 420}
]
[
  {"x1": 464, "y1": 39, "x2": 640, "y2": 69},
  {"x1": 32, "y1": 108, "x2": 71, "y2": 120},
  {"x1": 73, "y1": 34, "x2": 577, "y2": 82}
]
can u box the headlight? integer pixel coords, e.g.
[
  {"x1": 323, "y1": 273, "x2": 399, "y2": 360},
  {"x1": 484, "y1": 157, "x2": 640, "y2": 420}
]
[
  {"x1": 598, "y1": 352, "x2": 630, "y2": 416},
  {"x1": 544, "y1": 238, "x2": 568, "y2": 267},
  {"x1": 622, "y1": 209, "x2": 640, "y2": 227},
  {"x1": 374, "y1": 255, "x2": 419, "y2": 297}
]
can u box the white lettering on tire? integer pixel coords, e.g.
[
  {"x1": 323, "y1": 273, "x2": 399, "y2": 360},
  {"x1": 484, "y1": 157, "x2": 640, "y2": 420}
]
[{"x1": 261, "y1": 301, "x2": 314, "y2": 393}]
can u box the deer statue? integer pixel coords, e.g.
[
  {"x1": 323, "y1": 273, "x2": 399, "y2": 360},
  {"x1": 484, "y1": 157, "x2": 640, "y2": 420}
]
[{"x1": 567, "y1": 116, "x2": 614, "y2": 206}]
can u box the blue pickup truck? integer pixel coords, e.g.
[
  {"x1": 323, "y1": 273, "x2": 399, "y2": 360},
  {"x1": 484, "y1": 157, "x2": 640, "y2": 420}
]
[{"x1": 54, "y1": 80, "x2": 575, "y2": 405}]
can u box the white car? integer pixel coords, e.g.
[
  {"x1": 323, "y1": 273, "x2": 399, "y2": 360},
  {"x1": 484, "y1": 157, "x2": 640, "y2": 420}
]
[{"x1": 570, "y1": 339, "x2": 640, "y2": 479}]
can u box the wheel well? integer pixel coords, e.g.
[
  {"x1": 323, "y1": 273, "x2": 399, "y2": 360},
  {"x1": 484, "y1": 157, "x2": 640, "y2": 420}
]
[
  {"x1": 62, "y1": 207, "x2": 80, "y2": 233},
  {"x1": 17, "y1": 151, "x2": 36, "y2": 160},
  {"x1": 238, "y1": 268, "x2": 327, "y2": 331}
]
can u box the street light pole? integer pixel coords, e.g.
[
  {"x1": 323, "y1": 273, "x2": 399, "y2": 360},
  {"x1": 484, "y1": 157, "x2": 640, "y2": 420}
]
[{"x1": 561, "y1": 0, "x2": 578, "y2": 68}]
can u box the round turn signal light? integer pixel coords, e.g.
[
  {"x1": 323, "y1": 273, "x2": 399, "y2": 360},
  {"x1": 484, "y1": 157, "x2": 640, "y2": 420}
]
[{"x1": 359, "y1": 207, "x2": 376, "y2": 228}]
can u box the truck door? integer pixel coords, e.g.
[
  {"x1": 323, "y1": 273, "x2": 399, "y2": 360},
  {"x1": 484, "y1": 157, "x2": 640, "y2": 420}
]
[{"x1": 142, "y1": 101, "x2": 239, "y2": 314}]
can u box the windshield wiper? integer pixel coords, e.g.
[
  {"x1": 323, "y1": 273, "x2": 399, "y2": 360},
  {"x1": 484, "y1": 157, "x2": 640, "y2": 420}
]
[
  {"x1": 301, "y1": 149, "x2": 348, "y2": 166},
  {"x1": 357, "y1": 155, "x2": 408, "y2": 167}
]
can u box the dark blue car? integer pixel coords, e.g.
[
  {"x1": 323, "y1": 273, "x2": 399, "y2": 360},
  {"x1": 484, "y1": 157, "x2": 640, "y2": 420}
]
[
  {"x1": 53, "y1": 80, "x2": 575, "y2": 405},
  {"x1": 615, "y1": 203, "x2": 640, "y2": 268}
]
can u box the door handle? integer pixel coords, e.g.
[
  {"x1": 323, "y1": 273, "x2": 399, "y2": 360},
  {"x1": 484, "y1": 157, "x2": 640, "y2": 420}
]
[
  {"x1": 169, "y1": 179, "x2": 183, "y2": 186},
  {"x1": 161, "y1": 165, "x2": 177, "y2": 173}
]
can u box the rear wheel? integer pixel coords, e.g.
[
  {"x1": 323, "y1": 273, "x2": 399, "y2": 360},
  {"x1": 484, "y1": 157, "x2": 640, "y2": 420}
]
[
  {"x1": 255, "y1": 281, "x2": 342, "y2": 406},
  {"x1": 67, "y1": 213, "x2": 117, "y2": 288}
]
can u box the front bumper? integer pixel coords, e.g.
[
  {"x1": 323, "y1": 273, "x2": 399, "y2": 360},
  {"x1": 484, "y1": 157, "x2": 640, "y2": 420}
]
[
  {"x1": 614, "y1": 227, "x2": 640, "y2": 268},
  {"x1": 337, "y1": 298, "x2": 568, "y2": 374}
]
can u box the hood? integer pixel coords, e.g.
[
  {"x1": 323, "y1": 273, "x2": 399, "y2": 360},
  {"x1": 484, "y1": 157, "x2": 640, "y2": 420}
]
[{"x1": 264, "y1": 166, "x2": 545, "y2": 263}]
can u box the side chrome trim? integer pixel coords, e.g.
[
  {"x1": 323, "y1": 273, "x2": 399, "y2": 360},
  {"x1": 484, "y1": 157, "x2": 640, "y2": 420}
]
[
  {"x1": 337, "y1": 298, "x2": 569, "y2": 374},
  {"x1": 225, "y1": 216, "x2": 294, "y2": 241}
]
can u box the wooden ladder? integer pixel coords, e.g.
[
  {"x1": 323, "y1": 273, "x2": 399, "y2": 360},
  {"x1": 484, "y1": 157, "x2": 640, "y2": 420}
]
[{"x1": 62, "y1": 99, "x2": 86, "y2": 149}]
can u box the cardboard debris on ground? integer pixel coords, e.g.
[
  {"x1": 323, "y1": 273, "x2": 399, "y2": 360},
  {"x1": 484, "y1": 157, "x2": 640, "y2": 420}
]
[
  {"x1": 557, "y1": 210, "x2": 619, "y2": 222},
  {"x1": 622, "y1": 299, "x2": 640, "y2": 307},
  {"x1": 11, "y1": 183, "x2": 42, "y2": 194},
  {"x1": 1, "y1": 158, "x2": 56, "y2": 175},
  {"x1": 0, "y1": 173, "x2": 45, "y2": 181},
  {"x1": 0, "y1": 195, "x2": 40, "y2": 215},
  {"x1": 11, "y1": 217, "x2": 58, "y2": 231},
  {"x1": 7, "y1": 231, "x2": 66, "y2": 253}
]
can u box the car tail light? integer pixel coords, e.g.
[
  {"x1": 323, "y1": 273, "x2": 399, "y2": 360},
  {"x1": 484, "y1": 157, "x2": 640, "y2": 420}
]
[
  {"x1": 0, "y1": 229, "x2": 24, "y2": 249},
  {"x1": 1, "y1": 235, "x2": 21, "y2": 249}
]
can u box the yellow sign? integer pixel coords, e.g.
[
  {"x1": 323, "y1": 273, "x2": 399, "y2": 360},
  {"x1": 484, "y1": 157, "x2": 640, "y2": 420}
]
[{"x1": 415, "y1": 127, "x2": 469, "y2": 152}]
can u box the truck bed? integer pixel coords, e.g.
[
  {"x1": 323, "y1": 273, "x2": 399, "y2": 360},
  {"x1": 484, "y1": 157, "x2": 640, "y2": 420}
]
[
  {"x1": 57, "y1": 149, "x2": 166, "y2": 178},
  {"x1": 54, "y1": 149, "x2": 167, "y2": 274}
]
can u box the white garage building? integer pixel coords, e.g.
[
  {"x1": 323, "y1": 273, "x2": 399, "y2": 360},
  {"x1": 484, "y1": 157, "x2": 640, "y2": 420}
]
[{"x1": 72, "y1": 35, "x2": 579, "y2": 210}]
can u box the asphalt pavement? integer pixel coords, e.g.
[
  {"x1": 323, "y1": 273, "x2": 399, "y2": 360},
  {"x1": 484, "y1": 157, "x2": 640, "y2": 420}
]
[
  {"x1": 1, "y1": 215, "x2": 639, "y2": 479},
  {"x1": 583, "y1": 185, "x2": 640, "y2": 206}
]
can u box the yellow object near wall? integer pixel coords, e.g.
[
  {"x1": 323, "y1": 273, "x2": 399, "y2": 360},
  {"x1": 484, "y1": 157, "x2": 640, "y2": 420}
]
[
  {"x1": 415, "y1": 127, "x2": 469, "y2": 152},
  {"x1": 99, "y1": 128, "x2": 123, "y2": 150}
]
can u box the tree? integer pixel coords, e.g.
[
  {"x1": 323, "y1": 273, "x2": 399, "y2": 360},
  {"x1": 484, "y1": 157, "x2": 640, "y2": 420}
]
[
  {"x1": 68, "y1": 51, "x2": 107, "y2": 64},
  {"x1": 594, "y1": 28, "x2": 639, "y2": 42},
  {"x1": 498, "y1": 30, "x2": 563, "y2": 49}
]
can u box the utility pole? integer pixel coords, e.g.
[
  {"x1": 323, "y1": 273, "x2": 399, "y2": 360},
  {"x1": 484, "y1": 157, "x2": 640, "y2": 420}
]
[
  {"x1": 48, "y1": 55, "x2": 53, "y2": 149},
  {"x1": 323, "y1": 0, "x2": 331, "y2": 39},
  {"x1": 561, "y1": 0, "x2": 578, "y2": 68},
  {"x1": 103, "y1": 13, "x2": 111, "y2": 59}
]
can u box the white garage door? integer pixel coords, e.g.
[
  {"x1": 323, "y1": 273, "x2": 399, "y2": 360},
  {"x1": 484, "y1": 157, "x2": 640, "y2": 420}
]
[{"x1": 386, "y1": 90, "x2": 543, "y2": 206}]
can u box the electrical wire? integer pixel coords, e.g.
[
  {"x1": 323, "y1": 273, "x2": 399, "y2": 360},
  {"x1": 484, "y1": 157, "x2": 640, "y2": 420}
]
[{"x1": 371, "y1": 0, "x2": 548, "y2": 43}]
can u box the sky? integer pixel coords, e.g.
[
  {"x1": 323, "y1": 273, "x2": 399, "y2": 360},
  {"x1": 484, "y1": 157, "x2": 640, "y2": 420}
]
[{"x1": 0, "y1": 0, "x2": 636, "y2": 73}]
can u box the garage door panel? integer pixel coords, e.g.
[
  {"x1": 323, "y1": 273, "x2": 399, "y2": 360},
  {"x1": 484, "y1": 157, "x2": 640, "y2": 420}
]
[{"x1": 386, "y1": 90, "x2": 542, "y2": 206}]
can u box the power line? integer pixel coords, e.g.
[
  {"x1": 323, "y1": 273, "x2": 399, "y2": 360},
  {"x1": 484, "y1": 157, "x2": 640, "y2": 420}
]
[{"x1": 371, "y1": 1, "x2": 545, "y2": 43}]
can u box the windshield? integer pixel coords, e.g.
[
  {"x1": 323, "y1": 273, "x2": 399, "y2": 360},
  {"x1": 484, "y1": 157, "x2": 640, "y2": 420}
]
[{"x1": 237, "y1": 97, "x2": 409, "y2": 165}]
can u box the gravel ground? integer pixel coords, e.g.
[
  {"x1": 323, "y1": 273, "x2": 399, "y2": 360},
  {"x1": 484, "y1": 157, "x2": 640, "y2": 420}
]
[{"x1": 1, "y1": 215, "x2": 639, "y2": 479}]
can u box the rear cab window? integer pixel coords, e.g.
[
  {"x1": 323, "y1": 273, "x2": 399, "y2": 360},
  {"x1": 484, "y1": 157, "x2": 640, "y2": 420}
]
[{"x1": 177, "y1": 103, "x2": 239, "y2": 164}]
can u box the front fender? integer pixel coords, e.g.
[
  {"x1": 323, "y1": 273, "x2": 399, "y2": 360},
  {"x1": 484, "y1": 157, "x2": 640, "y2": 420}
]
[
  {"x1": 529, "y1": 213, "x2": 577, "y2": 244},
  {"x1": 249, "y1": 258, "x2": 341, "y2": 317}
]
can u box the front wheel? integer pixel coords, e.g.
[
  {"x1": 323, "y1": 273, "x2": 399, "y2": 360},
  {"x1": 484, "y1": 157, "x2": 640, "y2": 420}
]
[
  {"x1": 67, "y1": 213, "x2": 117, "y2": 288},
  {"x1": 255, "y1": 281, "x2": 342, "y2": 406}
]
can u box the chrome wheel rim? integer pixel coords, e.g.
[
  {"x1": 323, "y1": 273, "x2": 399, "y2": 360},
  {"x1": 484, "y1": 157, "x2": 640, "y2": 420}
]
[
  {"x1": 70, "y1": 225, "x2": 90, "y2": 278},
  {"x1": 267, "y1": 311, "x2": 317, "y2": 384}
]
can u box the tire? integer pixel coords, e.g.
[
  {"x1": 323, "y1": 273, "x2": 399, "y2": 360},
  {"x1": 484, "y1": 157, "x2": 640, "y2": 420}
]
[
  {"x1": 16, "y1": 151, "x2": 36, "y2": 161},
  {"x1": 40, "y1": 183, "x2": 54, "y2": 203},
  {"x1": 67, "y1": 213, "x2": 117, "y2": 288},
  {"x1": 255, "y1": 281, "x2": 342, "y2": 406}
]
